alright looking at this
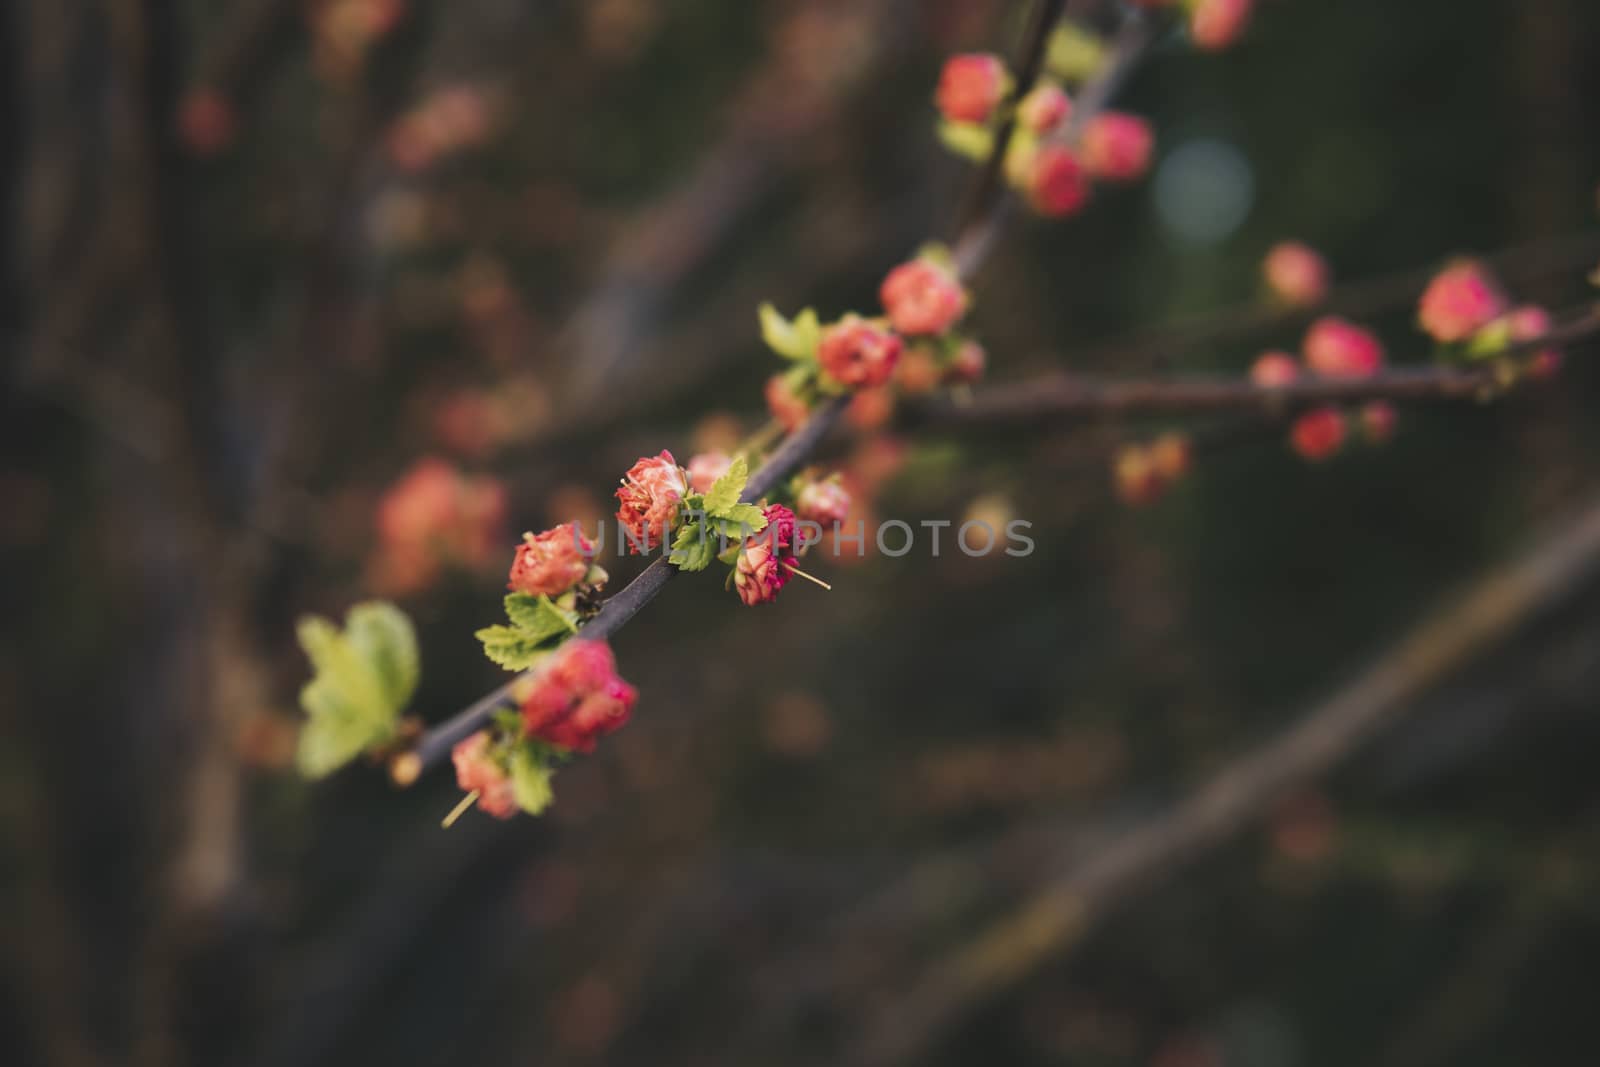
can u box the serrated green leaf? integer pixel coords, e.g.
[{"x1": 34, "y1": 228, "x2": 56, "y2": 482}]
[
  {"x1": 937, "y1": 120, "x2": 994, "y2": 162},
  {"x1": 718, "y1": 503, "x2": 768, "y2": 532},
  {"x1": 759, "y1": 303, "x2": 820, "y2": 360},
  {"x1": 294, "y1": 601, "x2": 418, "y2": 778},
  {"x1": 668, "y1": 520, "x2": 718, "y2": 572},
  {"x1": 503, "y1": 592, "x2": 578, "y2": 642},
  {"x1": 476, "y1": 624, "x2": 555, "y2": 671},
  {"x1": 703, "y1": 454, "x2": 750, "y2": 516},
  {"x1": 508, "y1": 744, "x2": 555, "y2": 816}
]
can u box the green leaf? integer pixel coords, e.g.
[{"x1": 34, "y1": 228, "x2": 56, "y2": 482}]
[
  {"x1": 717, "y1": 504, "x2": 768, "y2": 534},
  {"x1": 503, "y1": 593, "x2": 579, "y2": 643},
  {"x1": 1463, "y1": 319, "x2": 1513, "y2": 361},
  {"x1": 475, "y1": 624, "x2": 555, "y2": 671},
  {"x1": 344, "y1": 601, "x2": 419, "y2": 712},
  {"x1": 937, "y1": 120, "x2": 994, "y2": 162},
  {"x1": 294, "y1": 601, "x2": 418, "y2": 778},
  {"x1": 759, "y1": 303, "x2": 821, "y2": 360},
  {"x1": 1046, "y1": 24, "x2": 1106, "y2": 83},
  {"x1": 508, "y1": 743, "x2": 555, "y2": 816},
  {"x1": 703, "y1": 454, "x2": 750, "y2": 516},
  {"x1": 668, "y1": 519, "x2": 718, "y2": 572}
]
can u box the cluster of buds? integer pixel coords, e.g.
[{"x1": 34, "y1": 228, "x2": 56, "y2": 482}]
[
  {"x1": 370, "y1": 457, "x2": 507, "y2": 593},
  {"x1": 387, "y1": 84, "x2": 496, "y2": 173},
  {"x1": 1249, "y1": 317, "x2": 1392, "y2": 462},
  {"x1": 1415, "y1": 260, "x2": 1561, "y2": 380},
  {"x1": 761, "y1": 246, "x2": 982, "y2": 431},
  {"x1": 450, "y1": 639, "x2": 638, "y2": 821},
  {"x1": 1114, "y1": 432, "x2": 1192, "y2": 506},
  {"x1": 934, "y1": 53, "x2": 1154, "y2": 220}
]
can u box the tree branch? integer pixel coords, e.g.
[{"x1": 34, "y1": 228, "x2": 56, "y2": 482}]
[
  {"x1": 390, "y1": 0, "x2": 1101, "y2": 784},
  {"x1": 908, "y1": 307, "x2": 1600, "y2": 427}
]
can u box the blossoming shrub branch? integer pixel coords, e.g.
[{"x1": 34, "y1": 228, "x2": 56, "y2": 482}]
[{"x1": 293, "y1": 0, "x2": 1595, "y2": 822}]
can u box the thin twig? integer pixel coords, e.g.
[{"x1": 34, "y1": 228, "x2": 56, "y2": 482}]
[{"x1": 906, "y1": 307, "x2": 1600, "y2": 427}]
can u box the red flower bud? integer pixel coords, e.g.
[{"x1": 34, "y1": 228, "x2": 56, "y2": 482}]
[
  {"x1": 936, "y1": 54, "x2": 1008, "y2": 125},
  {"x1": 1290, "y1": 406, "x2": 1346, "y2": 461},
  {"x1": 1027, "y1": 146, "x2": 1091, "y2": 218},
  {"x1": 520, "y1": 640, "x2": 637, "y2": 753},
  {"x1": 1250, "y1": 351, "x2": 1301, "y2": 388},
  {"x1": 1191, "y1": 0, "x2": 1254, "y2": 52},
  {"x1": 879, "y1": 259, "x2": 968, "y2": 337},
  {"x1": 1418, "y1": 260, "x2": 1507, "y2": 343},
  {"x1": 687, "y1": 451, "x2": 733, "y2": 494},
  {"x1": 508, "y1": 523, "x2": 593, "y2": 597},
  {"x1": 614, "y1": 450, "x2": 688, "y2": 553},
  {"x1": 1081, "y1": 112, "x2": 1154, "y2": 183},
  {"x1": 734, "y1": 504, "x2": 798, "y2": 606},
  {"x1": 1263, "y1": 242, "x2": 1329, "y2": 307},
  {"x1": 451, "y1": 732, "x2": 518, "y2": 819},
  {"x1": 1303, "y1": 317, "x2": 1384, "y2": 379},
  {"x1": 818, "y1": 315, "x2": 903, "y2": 390}
]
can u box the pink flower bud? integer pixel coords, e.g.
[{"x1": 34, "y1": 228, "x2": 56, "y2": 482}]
[
  {"x1": 614, "y1": 450, "x2": 688, "y2": 554},
  {"x1": 1250, "y1": 351, "x2": 1301, "y2": 388},
  {"x1": 1017, "y1": 83, "x2": 1072, "y2": 134},
  {"x1": 765, "y1": 374, "x2": 811, "y2": 432},
  {"x1": 1262, "y1": 242, "x2": 1329, "y2": 307},
  {"x1": 1418, "y1": 260, "x2": 1507, "y2": 343},
  {"x1": 945, "y1": 339, "x2": 988, "y2": 384},
  {"x1": 1191, "y1": 0, "x2": 1254, "y2": 52},
  {"x1": 1081, "y1": 112, "x2": 1154, "y2": 183},
  {"x1": 818, "y1": 315, "x2": 903, "y2": 390},
  {"x1": 451, "y1": 732, "x2": 518, "y2": 818},
  {"x1": 796, "y1": 479, "x2": 851, "y2": 527},
  {"x1": 1359, "y1": 401, "x2": 1398, "y2": 444},
  {"x1": 879, "y1": 259, "x2": 968, "y2": 336},
  {"x1": 734, "y1": 505, "x2": 798, "y2": 606},
  {"x1": 936, "y1": 54, "x2": 1008, "y2": 125},
  {"x1": 1507, "y1": 305, "x2": 1563, "y2": 379},
  {"x1": 1290, "y1": 407, "x2": 1346, "y2": 462},
  {"x1": 1027, "y1": 146, "x2": 1091, "y2": 217},
  {"x1": 520, "y1": 640, "x2": 637, "y2": 753},
  {"x1": 687, "y1": 451, "x2": 733, "y2": 494},
  {"x1": 508, "y1": 523, "x2": 593, "y2": 597},
  {"x1": 1303, "y1": 317, "x2": 1384, "y2": 379}
]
